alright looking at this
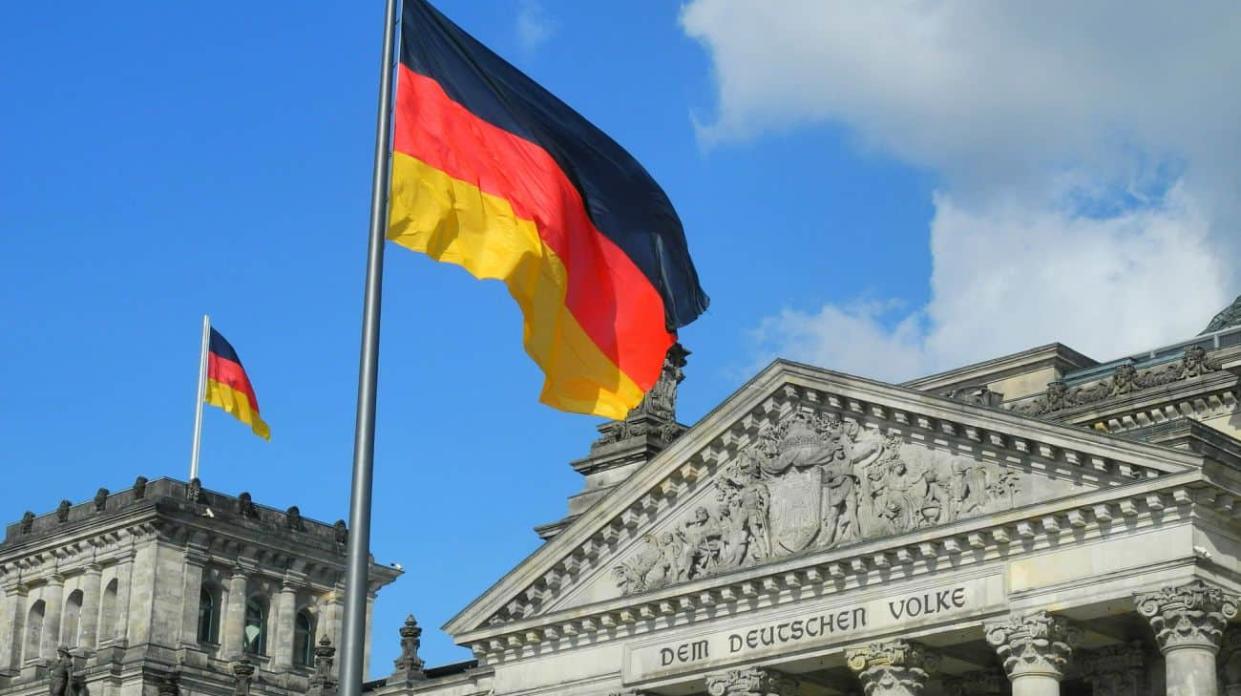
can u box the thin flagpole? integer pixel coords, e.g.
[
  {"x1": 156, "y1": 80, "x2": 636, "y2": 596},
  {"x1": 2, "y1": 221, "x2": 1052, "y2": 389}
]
[
  {"x1": 189, "y1": 314, "x2": 210, "y2": 481},
  {"x1": 340, "y1": 0, "x2": 399, "y2": 694}
]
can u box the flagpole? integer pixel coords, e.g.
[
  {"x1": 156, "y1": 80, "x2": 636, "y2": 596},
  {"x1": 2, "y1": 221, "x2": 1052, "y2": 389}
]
[
  {"x1": 189, "y1": 314, "x2": 210, "y2": 481},
  {"x1": 341, "y1": 0, "x2": 399, "y2": 694}
]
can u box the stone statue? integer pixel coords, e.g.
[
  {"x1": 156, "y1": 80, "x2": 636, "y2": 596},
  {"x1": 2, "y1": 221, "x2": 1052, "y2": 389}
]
[
  {"x1": 187, "y1": 478, "x2": 206, "y2": 503},
  {"x1": 133, "y1": 476, "x2": 148, "y2": 499},
  {"x1": 238, "y1": 492, "x2": 259, "y2": 519},
  {"x1": 593, "y1": 344, "x2": 690, "y2": 448},
  {"x1": 1202, "y1": 294, "x2": 1241, "y2": 334},
  {"x1": 48, "y1": 647, "x2": 72, "y2": 696},
  {"x1": 93, "y1": 489, "x2": 108, "y2": 512},
  {"x1": 334, "y1": 520, "x2": 348, "y2": 545},
  {"x1": 20, "y1": 511, "x2": 34, "y2": 534},
  {"x1": 391, "y1": 616, "x2": 426, "y2": 682},
  {"x1": 286, "y1": 506, "x2": 304, "y2": 531},
  {"x1": 56, "y1": 501, "x2": 71, "y2": 524}
]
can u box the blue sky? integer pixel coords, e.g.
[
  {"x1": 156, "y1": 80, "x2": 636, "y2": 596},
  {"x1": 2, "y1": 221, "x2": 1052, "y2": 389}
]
[{"x1": 3, "y1": 0, "x2": 1239, "y2": 671}]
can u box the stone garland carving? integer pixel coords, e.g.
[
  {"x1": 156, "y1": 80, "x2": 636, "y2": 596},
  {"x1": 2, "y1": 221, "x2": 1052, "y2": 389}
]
[
  {"x1": 594, "y1": 344, "x2": 689, "y2": 448},
  {"x1": 846, "y1": 640, "x2": 938, "y2": 695},
  {"x1": 1010, "y1": 346, "x2": 1220, "y2": 417},
  {"x1": 614, "y1": 411, "x2": 1021, "y2": 594},
  {"x1": 704, "y1": 667, "x2": 798, "y2": 696},
  {"x1": 984, "y1": 611, "x2": 1078, "y2": 680},
  {"x1": 1135, "y1": 580, "x2": 1239, "y2": 652},
  {"x1": 1077, "y1": 643, "x2": 1148, "y2": 696}
]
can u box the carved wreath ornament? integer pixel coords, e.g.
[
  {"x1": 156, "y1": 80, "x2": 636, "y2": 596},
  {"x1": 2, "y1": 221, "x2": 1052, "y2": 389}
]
[{"x1": 614, "y1": 411, "x2": 1022, "y2": 594}]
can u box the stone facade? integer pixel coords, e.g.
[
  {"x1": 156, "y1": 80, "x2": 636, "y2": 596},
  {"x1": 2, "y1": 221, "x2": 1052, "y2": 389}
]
[
  {"x1": 0, "y1": 479, "x2": 402, "y2": 696},
  {"x1": 15, "y1": 302, "x2": 1241, "y2": 696}
]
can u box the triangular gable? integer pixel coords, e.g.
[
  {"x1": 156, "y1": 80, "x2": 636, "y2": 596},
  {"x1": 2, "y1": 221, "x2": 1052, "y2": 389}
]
[{"x1": 445, "y1": 360, "x2": 1204, "y2": 642}]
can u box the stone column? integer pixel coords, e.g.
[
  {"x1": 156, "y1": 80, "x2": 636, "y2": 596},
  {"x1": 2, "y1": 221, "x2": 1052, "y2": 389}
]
[
  {"x1": 704, "y1": 666, "x2": 798, "y2": 695},
  {"x1": 112, "y1": 553, "x2": 134, "y2": 645},
  {"x1": 41, "y1": 575, "x2": 65, "y2": 658},
  {"x1": 985, "y1": 611, "x2": 1077, "y2": 696},
  {"x1": 179, "y1": 552, "x2": 207, "y2": 647},
  {"x1": 845, "y1": 640, "x2": 938, "y2": 695},
  {"x1": 1078, "y1": 642, "x2": 1148, "y2": 696},
  {"x1": 1136, "y1": 580, "x2": 1239, "y2": 696},
  {"x1": 0, "y1": 585, "x2": 27, "y2": 675},
  {"x1": 77, "y1": 564, "x2": 102, "y2": 651},
  {"x1": 221, "y1": 567, "x2": 249, "y2": 658},
  {"x1": 271, "y1": 580, "x2": 297, "y2": 670}
]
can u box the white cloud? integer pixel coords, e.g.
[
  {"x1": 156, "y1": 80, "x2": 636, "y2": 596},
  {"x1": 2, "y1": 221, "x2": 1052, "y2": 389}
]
[
  {"x1": 515, "y1": 0, "x2": 556, "y2": 54},
  {"x1": 683, "y1": 1, "x2": 1241, "y2": 378}
]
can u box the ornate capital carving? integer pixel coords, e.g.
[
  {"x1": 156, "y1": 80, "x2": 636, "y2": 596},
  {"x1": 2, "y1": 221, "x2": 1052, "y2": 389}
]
[
  {"x1": 1135, "y1": 580, "x2": 1239, "y2": 652},
  {"x1": 846, "y1": 640, "x2": 938, "y2": 695},
  {"x1": 704, "y1": 667, "x2": 798, "y2": 696},
  {"x1": 985, "y1": 611, "x2": 1077, "y2": 680},
  {"x1": 1078, "y1": 643, "x2": 1148, "y2": 696}
]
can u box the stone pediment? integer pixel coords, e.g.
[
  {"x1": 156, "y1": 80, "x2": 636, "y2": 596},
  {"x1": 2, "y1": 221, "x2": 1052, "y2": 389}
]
[{"x1": 444, "y1": 360, "x2": 1205, "y2": 648}]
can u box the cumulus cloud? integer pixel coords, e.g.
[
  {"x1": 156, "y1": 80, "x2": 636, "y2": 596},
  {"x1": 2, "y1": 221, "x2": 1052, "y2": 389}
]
[
  {"x1": 515, "y1": 0, "x2": 556, "y2": 54},
  {"x1": 683, "y1": 1, "x2": 1241, "y2": 379}
]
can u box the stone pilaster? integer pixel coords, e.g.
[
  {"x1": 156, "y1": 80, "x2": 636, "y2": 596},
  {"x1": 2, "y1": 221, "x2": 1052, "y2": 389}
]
[
  {"x1": 179, "y1": 552, "x2": 206, "y2": 647},
  {"x1": 704, "y1": 666, "x2": 798, "y2": 696},
  {"x1": 77, "y1": 564, "x2": 102, "y2": 651},
  {"x1": 0, "y1": 584, "x2": 27, "y2": 675},
  {"x1": 1078, "y1": 642, "x2": 1148, "y2": 696},
  {"x1": 271, "y1": 580, "x2": 298, "y2": 669},
  {"x1": 1136, "y1": 580, "x2": 1239, "y2": 696},
  {"x1": 40, "y1": 575, "x2": 65, "y2": 658},
  {"x1": 111, "y1": 553, "x2": 134, "y2": 645},
  {"x1": 845, "y1": 640, "x2": 938, "y2": 695},
  {"x1": 221, "y1": 567, "x2": 249, "y2": 658},
  {"x1": 985, "y1": 611, "x2": 1077, "y2": 696}
]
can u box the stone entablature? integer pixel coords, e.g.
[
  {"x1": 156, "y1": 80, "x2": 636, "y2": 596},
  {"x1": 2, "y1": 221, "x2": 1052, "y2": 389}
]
[
  {"x1": 458, "y1": 467, "x2": 1208, "y2": 663},
  {"x1": 459, "y1": 365, "x2": 1201, "y2": 640}
]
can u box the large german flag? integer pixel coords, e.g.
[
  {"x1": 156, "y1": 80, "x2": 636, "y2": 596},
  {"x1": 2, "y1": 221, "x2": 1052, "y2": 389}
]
[
  {"x1": 388, "y1": 0, "x2": 709, "y2": 420},
  {"x1": 205, "y1": 328, "x2": 270, "y2": 440}
]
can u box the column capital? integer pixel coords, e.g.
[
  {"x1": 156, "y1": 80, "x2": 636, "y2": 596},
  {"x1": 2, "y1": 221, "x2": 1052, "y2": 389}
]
[
  {"x1": 984, "y1": 611, "x2": 1078, "y2": 680},
  {"x1": 46, "y1": 573, "x2": 65, "y2": 587},
  {"x1": 846, "y1": 640, "x2": 938, "y2": 695},
  {"x1": 83, "y1": 562, "x2": 102, "y2": 575},
  {"x1": 704, "y1": 666, "x2": 798, "y2": 696},
  {"x1": 1135, "y1": 580, "x2": 1239, "y2": 653}
]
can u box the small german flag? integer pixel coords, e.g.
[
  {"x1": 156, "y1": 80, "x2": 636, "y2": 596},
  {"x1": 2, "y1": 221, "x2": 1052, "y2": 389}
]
[
  {"x1": 205, "y1": 329, "x2": 270, "y2": 440},
  {"x1": 388, "y1": 0, "x2": 709, "y2": 419}
]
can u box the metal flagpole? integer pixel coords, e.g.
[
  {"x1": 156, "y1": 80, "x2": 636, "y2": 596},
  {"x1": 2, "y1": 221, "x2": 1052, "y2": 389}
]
[
  {"x1": 340, "y1": 0, "x2": 399, "y2": 694},
  {"x1": 189, "y1": 314, "x2": 210, "y2": 481}
]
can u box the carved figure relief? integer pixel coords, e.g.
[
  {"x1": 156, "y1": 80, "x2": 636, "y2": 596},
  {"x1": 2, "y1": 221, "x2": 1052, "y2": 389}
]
[
  {"x1": 614, "y1": 411, "x2": 1021, "y2": 594},
  {"x1": 1010, "y1": 346, "x2": 1221, "y2": 417}
]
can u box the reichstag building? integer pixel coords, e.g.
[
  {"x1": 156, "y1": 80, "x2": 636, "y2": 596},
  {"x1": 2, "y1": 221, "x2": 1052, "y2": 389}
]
[{"x1": 7, "y1": 298, "x2": 1241, "y2": 696}]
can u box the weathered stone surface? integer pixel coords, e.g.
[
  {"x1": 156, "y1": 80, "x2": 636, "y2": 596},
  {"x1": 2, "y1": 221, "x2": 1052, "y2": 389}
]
[
  {"x1": 846, "y1": 640, "x2": 938, "y2": 695},
  {"x1": 985, "y1": 611, "x2": 1078, "y2": 680},
  {"x1": 704, "y1": 667, "x2": 797, "y2": 696},
  {"x1": 1135, "y1": 580, "x2": 1239, "y2": 652}
]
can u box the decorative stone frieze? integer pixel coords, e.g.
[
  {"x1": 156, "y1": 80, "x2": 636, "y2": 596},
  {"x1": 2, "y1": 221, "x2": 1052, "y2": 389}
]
[
  {"x1": 845, "y1": 640, "x2": 938, "y2": 695},
  {"x1": 985, "y1": 611, "x2": 1078, "y2": 680},
  {"x1": 1078, "y1": 642, "x2": 1148, "y2": 696},
  {"x1": 613, "y1": 410, "x2": 1022, "y2": 595},
  {"x1": 1135, "y1": 580, "x2": 1239, "y2": 652},
  {"x1": 704, "y1": 666, "x2": 798, "y2": 696},
  {"x1": 1010, "y1": 345, "x2": 1222, "y2": 417}
]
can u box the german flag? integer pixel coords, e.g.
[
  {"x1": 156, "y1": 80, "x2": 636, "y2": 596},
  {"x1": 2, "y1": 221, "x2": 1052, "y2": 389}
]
[
  {"x1": 206, "y1": 328, "x2": 270, "y2": 440},
  {"x1": 388, "y1": 0, "x2": 709, "y2": 420}
]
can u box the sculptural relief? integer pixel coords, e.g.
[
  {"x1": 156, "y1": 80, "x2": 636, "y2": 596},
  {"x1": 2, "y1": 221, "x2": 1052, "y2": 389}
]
[{"x1": 614, "y1": 411, "x2": 1022, "y2": 594}]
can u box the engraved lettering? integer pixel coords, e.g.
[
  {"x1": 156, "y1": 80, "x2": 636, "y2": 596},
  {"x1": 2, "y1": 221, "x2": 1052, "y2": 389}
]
[{"x1": 952, "y1": 587, "x2": 966, "y2": 607}]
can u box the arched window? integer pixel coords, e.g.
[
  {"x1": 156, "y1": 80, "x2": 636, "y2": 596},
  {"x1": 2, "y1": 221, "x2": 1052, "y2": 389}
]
[
  {"x1": 99, "y1": 579, "x2": 118, "y2": 645},
  {"x1": 243, "y1": 596, "x2": 267, "y2": 656},
  {"x1": 61, "y1": 590, "x2": 83, "y2": 647},
  {"x1": 197, "y1": 586, "x2": 220, "y2": 644},
  {"x1": 24, "y1": 600, "x2": 45, "y2": 662},
  {"x1": 293, "y1": 610, "x2": 315, "y2": 667}
]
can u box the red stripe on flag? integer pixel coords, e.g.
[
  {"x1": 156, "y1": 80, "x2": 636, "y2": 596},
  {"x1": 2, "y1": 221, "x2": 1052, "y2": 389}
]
[
  {"x1": 207, "y1": 353, "x2": 261, "y2": 413},
  {"x1": 392, "y1": 65, "x2": 673, "y2": 390}
]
